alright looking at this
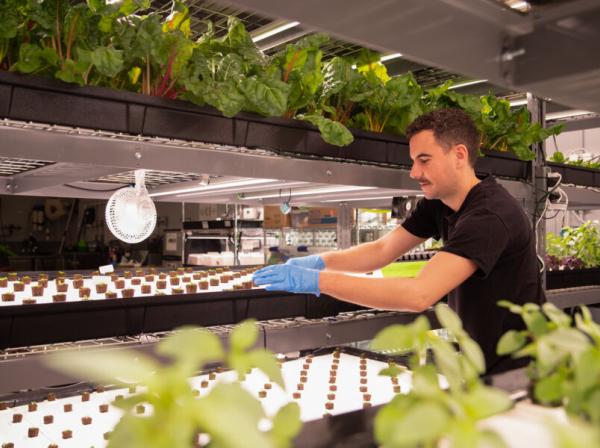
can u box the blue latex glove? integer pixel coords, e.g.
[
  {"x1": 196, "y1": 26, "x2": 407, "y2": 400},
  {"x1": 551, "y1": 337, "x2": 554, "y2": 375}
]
[
  {"x1": 252, "y1": 264, "x2": 320, "y2": 296},
  {"x1": 285, "y1": 254, "x2": 325, "y2": 271}
]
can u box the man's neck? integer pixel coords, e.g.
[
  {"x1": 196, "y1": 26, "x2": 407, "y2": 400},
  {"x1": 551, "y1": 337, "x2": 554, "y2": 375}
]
[{"x1": 442, "y1": 173, "x2": 481, "y2": 212}]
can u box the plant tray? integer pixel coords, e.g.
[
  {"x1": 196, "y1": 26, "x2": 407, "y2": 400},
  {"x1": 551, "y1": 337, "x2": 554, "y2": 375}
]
[
  {"x1": 546, "y1": 267, "x2": 600, "y2": 289},
  {"x1": 0, "y1": 71, "x2": 529, "y2": 180},
  {"x1": 547, "y1": 162, "x2": 600, "y2": 188},
  {"x1": 0, "y1": 288, "x2": 359, "y2": 349}
]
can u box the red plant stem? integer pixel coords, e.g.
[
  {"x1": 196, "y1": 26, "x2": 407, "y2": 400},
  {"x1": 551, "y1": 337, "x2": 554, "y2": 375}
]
[
  {"x1": 66, "y1": 12, "x2": 80, "y2": 61},
  {"x1": 283, "y1": 50, "x2": 300, "y2": 83},
  {"x1": 55, "y1": 0, "x2": 64, "y2": 66},
  {"x1": 157, "y1": 47, "x2": 177, "y2": 97}
]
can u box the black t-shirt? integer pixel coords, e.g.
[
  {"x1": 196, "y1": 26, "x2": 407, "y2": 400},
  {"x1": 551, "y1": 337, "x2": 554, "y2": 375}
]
[{"x1": 402, "y1": 175, "x2": 545, "y2": 374}]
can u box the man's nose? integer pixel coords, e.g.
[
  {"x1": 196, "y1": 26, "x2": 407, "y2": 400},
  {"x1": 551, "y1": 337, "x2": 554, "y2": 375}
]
[{"x1": 409, "y1": 164, "x2": 420, "y2": 179}]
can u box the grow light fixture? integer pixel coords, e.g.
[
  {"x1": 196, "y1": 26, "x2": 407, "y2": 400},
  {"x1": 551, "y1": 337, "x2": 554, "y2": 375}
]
[
  {"x1": 322, "y1": 196, "x2": 395, "y2": 203},
  {"x1": 149, "y1": 178, "x2": 278, "y2": 198},
  {"x1": 509, "y1": 98, "x2": 528, "y2": 107},
  {"x1": 351, "y1": 53, "x2": 403, "y2": 70},
  {"x1": 179, "y1": 181, "x2": 309, "y2": 199},
  {"x1": 448, "y1": 79, "x2": 488, "y2": 90},
  {"x1": 242, "y1": 186, "x2": 376, "y2": 201},
  {"x1": 252, "y1": 21, "x2": 301, "y2": 43},
  {"x1": 546, "y1": 110, "x2": 593, "y2": 120},
  {"x1": 380, "y1": 53, "x2": 403, "y2": 63}
]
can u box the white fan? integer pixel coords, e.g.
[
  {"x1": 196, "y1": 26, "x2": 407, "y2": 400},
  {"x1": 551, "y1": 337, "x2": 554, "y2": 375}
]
[{"x1": 105, "y1": 169, "x2": 157, "y2": 244}]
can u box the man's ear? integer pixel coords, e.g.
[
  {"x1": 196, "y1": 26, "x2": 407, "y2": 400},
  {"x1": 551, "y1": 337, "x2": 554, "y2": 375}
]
[{"x1": 453, "y1": 144, "x2": 470, "y2": 167}]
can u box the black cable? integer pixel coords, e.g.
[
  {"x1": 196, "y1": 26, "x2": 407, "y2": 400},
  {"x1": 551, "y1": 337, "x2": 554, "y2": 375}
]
[{"x1": 63, "y1": 184, "x2": 129, "y2": 192}]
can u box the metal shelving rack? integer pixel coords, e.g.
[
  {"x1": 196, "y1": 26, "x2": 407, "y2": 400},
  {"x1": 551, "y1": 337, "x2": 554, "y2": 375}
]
[{"x1": 0, "y1": 2, "x2": 599, "y2": 301}]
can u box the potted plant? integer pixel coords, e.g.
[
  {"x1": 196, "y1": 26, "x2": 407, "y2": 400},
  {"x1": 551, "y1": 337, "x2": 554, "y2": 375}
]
[{"x1": 46, "y1": 320, "x2": 302, "y2": 447}]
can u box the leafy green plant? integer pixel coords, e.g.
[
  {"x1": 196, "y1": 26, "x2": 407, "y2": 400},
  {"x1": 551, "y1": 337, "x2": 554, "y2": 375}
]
[
  {"x1": 497, "y1": 301, "x2": 600, "y2": 424},
  {"x1": 371, "y1": 303, "x2": 512, "y2": 447},
  {"x1": 46, "y1": 320, "x2": 302, "y2": 448},
  {"x1": 1, "y1": 1, "x2": 562, "y2": 154},
  {"x1": 549, "y1": 151, "x2": 600, "y2": 170},
  {"x1": 546, "y1": 221, "x2": 600, "y2": 269}
]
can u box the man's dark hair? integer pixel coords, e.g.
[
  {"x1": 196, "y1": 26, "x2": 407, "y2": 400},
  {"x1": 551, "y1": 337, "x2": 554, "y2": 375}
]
[{"x1": 405, "y1": 108, "x2": 481, "y2": 167}]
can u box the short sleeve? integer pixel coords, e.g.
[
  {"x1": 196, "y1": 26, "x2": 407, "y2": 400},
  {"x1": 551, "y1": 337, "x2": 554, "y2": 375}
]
[
  {"x1": 441, "y1": 212, "x2": 509, "y2": 278},
  {"x1": 401, "y1": 198, "x2": 442, "y2": 240}
]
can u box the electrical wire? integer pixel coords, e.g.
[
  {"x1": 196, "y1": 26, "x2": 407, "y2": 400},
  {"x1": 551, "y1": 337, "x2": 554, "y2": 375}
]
[{"x1": 63, "y1": 184, "x2": 129, "y2": 192}]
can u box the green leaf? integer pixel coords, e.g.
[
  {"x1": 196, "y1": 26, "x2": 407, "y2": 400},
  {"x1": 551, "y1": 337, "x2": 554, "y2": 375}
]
[
  {"x1": 247, "y1": 349, "x2": 285, "y2": 388},
  {"x1": 376, "y1": 400, "x2": 450, "y2": 447},
  {"x1": 459, "y1": 336, "x2": 486, "y2": 374},
  {"x1": 13, "y1": 44, "x2": 57, "y2": 74},
  {"x1": 0, "y1": 4, "x2": 18, "y2": 39},
  {"x1": 378, "y1": 366, "x2": 405, "y2": 377},
  {"x1": 497, "y1": 330, "x2": 527, "y2": 355},
  {"x1": 523, "y1": 309, "x2": 550, "y2": 337},
  {"x1": 91, "y1": 46, "x2": 124, "y2": 78},
  {"x1": 195, "y1": 383, "x2": 269, "y2": 448},
  {"x1": 270, "y1": 402, "x2": 302, "y2": 447},
  {"x1": 156, "y1": 326, "x2": 224, "y2": 372},
  {"x1": 45, "y1": 349, "x2": 158, "y2": 385},
  {"x1": 430, "y1": 338, "x2": 462, "y2": 392},
  {"x1": 370, "y1": 324, "x2": 415, "y2": 354},
  {"x1": 435, "y1": 303, "x2": 463, "y2": 335},
  {"x1": 497, "y1": 300, "x2": 522, "y2": 314},
  {"x1": 297, "y1": 114, "x2": 354, "y2": 146},
  {"x1": 240, "y1": 76, "x2": 290, "y2": 117},
  {"x1": 534, "y1": 370, "x2": 565, "y2": 404},
  {"x1": 461, "y1": 384, "x2": 513, "y2": 419},
  {"x1": 230, "y1": 319, "x2": 259, "y2": 352}
]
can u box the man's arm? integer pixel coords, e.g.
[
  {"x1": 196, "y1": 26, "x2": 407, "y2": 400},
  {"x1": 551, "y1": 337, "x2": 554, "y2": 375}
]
[
  {"x1": 318, "y1": 251, "x2": 477, "y2": 311},
  {"x1": 320, "y1": 226, "x2": 426, "y2": 273}
]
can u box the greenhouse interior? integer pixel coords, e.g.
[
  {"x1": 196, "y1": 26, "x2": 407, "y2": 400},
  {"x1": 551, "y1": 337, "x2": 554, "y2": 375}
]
[{"x1": 1, "y1": 0, "x2": 600, "y2": 447}]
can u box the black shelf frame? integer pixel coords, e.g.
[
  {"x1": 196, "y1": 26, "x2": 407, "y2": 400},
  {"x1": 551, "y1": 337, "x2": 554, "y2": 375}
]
[
  {"x1": 0, "y1": 289, "x2": 361, "y2": 349},
  {"x1": 547, "y1": 162, "x2": 600, "y2": 188}
]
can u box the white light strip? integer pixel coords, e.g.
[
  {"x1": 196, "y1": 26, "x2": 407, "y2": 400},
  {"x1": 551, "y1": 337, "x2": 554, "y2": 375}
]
[
  {"x1": 380, "y1": 53, "x2": 403, "y2": 62},
  {"x1": 243, "y1": 186, "x2": 376, "y2": 200},
  {"x1": 149, "y1": 178, "x2": 277, "y2": 198},
  {"x1": 448, "y1": 79, "x2": 488, "y2": 90},
  {"x1": 546, "y1": 110, "x2": 593, "y2": 120},
  {"x1": 321, "y1": 196, "x2": 394, "y2": 203},
  {"x1": 175, "y1": 181, "x2": 309, "y2": 198},
  {"x1": 252, "y1": 21, "x2": 300, "y2": 43},
  {"x1": 509, "y1": 1, "x2": 529, "y2": 10},
  {"x1": 509, "y1": 99, "x2": 528, "y2": 107}
]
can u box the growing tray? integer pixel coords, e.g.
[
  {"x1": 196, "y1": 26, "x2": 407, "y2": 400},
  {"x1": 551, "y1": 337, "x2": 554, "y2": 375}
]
[
  {"x1": 0, "y1": 289, "x2": 360, "y2": 349},
  {"x1": 547, "y1": 162, "x2": 600, "y2": 188},
  {"x1": 546, "y1": 267, "x2": 600, "y2": 289},
  {"x1": 0, "y1": 71, "x2": 529, "y2": 180}
]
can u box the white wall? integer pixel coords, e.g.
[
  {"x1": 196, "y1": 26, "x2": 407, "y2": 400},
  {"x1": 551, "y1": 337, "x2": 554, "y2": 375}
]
[{"x1": 546, "y1": 126, "x2": 600, "y2": 158}]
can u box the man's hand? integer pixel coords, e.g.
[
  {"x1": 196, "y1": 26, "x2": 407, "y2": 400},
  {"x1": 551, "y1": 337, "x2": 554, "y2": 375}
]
[
  {"x1": 252, "y1": 264, "x2": 320, "y2": 296},
  {"x1": 285, "y1": 254, "x2": 325, "y2": 271}
]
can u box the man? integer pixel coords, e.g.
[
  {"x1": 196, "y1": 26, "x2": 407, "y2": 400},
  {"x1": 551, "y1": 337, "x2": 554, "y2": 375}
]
[{"x1": 253, "y1": 108, "x2": 545, "y2": 374}]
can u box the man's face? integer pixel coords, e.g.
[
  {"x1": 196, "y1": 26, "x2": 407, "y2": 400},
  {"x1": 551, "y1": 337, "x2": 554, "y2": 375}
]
[{"x1": 409, "y1": 130, "x2": 460, "y2": 200}]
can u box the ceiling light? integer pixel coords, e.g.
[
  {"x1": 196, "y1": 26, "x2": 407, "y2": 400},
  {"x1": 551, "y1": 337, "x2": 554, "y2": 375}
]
[
  {"x1": 322, "y1": 196, "x2": 394, "y2": 203},
  {"x1": 509, "y1": 99, "x2": 528, "y2": 107},
  {"x1": 242, "y1": 186, "x2": 376, "y2": 201},
  {"x1": 509, "y1": 1, "x2": 530, "y2": 11},
  {"x1": 177, "y1": 181, "x2": 309, "y2": 199},
  {"x1": 149, "y1": 178, "x2": 278, "y2": 198},
  {"x1": 448, "y1": 79, "x2": 488, "y2": 90},
  {"x1": 380, "y1": 53, "x2": 403, "y2": 63},
  {"x1": 252, "y1": 22, "x2": 300, "y2": 43},
  {"x1": 546, "y1": 110, "x2": 593, "y2": 120}
]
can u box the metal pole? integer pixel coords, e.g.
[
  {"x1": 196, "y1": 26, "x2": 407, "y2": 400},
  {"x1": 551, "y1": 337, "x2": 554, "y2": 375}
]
[
  {"x1": 527, "y1": 92, "x2": 548, "y2": 289},
  {"x1": 181, "y1": 202, "x2": 185, "y2": 266},
  {"x1": 234, "y1": 204, "x2": 239, "y2": 266}
]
